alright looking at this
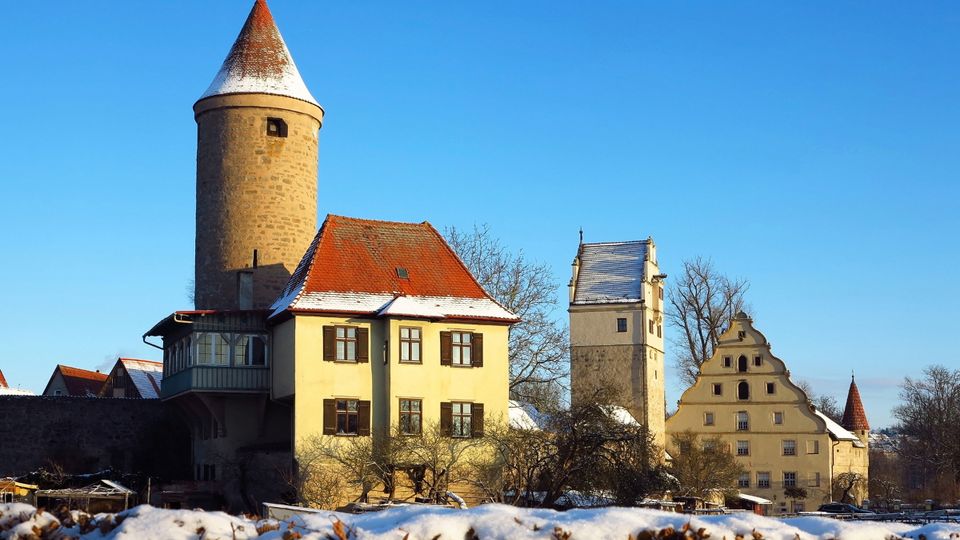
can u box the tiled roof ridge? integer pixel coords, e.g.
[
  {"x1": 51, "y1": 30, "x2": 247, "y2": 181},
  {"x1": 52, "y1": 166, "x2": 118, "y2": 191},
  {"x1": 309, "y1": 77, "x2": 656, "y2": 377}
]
[
  {"x1": 57, "y1": 365, "x2": 107, "y2": 380},
  {"x1": 841, "y1": 375, "x2": 870, "y2": 432}
]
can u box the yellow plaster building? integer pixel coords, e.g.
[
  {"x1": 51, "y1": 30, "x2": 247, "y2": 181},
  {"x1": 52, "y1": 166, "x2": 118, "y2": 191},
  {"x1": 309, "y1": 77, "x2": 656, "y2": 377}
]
[{"x1": 665, "y1": 312, "x2": 869, "y2": 514}]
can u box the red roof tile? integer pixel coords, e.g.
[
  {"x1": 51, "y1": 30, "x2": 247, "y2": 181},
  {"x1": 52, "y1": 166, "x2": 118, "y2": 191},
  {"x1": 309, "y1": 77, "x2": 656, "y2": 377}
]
[
  {"x1": 841, "y1": 375, "x2": 870, "y2": 432},
  {"x1": 273, "y1": 215, "x2": 516, "y2": 321},
  {"x1": 57, "y1": 365, "x2": 108, "y2": 397},
  {"x1": 0, "y1": 370, "x2": 7, "y2": 388},
  {"x1": 299, "y1": 215, "x2": 488, "y2": 298}
]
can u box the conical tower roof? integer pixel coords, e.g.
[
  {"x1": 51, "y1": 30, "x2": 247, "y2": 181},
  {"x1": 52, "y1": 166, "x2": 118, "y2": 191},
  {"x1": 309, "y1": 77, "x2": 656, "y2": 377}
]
[
  {"x1": 199, "y1": 0, "x2": 319, "y2": 107},
  {"x1": 841, "y1": 374, "x2": 870, "y2": 431}
]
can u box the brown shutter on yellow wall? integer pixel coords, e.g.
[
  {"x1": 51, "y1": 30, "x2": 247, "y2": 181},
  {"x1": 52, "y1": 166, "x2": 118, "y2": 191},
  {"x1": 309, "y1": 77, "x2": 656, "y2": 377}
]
[
  {"x1": 357, "y1": 328, "x2": 369, "y2": 363},
  {"x1": 472, "y1": 403, "x2": 484, "y2": 438},
  {"x1": 323, "y1": 399, "x2": 336, "y2": 434},
  {"x1": 472, "y1": 333, "x2": 483, "y2": 367},
  {"x1": 322, "y1": 326, "x2": 336, "y2": 361},
  {"x1": 440, "y1": 331, "x2": 452, "y2": 366},
  {"x1": 358, "y1": 400, "x2": 371, "y2": 436},
  {"x1": 440, "y1": 402, "x2": 453, "y2": 436}
]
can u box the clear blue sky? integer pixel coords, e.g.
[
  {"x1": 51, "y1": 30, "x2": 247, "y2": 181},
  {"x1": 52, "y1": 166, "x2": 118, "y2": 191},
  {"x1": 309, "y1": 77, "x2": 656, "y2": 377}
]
[{"x1": 1, "y1": 1, "x2": 957, "y2": 428}]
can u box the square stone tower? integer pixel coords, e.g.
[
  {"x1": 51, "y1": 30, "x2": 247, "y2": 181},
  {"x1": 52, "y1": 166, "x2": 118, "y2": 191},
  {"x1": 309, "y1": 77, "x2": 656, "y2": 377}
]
[{"x1": 568, "y1": 237, "x2": 666, "y2": 447}]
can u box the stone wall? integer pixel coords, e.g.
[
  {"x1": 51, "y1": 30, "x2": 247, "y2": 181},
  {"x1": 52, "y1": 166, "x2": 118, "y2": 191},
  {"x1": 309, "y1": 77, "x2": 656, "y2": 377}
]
[
  {"x1": 0, "y1": 396, "x2": 189, "y2": 479},
  {"x1": 194, "y1": 94, "x2": 322, "y2": 310}
]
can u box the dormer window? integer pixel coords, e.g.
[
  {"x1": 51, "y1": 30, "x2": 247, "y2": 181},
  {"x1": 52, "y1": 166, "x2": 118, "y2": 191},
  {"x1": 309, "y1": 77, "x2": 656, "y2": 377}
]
[
  {"x1": 266, "y1": 117, "x2": 288, "y2": 138},
  {"x1": 396, "y1": 267, "x2": 409, "y2": 279}
]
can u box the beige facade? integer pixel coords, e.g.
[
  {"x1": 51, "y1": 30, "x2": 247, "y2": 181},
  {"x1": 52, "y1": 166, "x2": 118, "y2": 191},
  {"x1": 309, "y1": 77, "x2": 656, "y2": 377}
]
[
  {"x1": 569, "y1": 239, "x2": 666, "y2": 448},
  {"x1": 665, "y1": 313, "x2": 869, "y2": 514}
]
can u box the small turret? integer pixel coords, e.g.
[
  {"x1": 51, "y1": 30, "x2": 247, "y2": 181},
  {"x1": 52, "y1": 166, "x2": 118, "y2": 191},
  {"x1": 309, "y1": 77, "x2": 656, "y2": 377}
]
[{"x1": 841, "y1": 374, "x2": 870, "y2": 445}]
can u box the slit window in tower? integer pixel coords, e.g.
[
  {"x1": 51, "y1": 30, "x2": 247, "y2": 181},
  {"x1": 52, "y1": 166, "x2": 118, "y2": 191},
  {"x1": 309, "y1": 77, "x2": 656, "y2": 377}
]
[
  {"x1": 266, "y1": 117, "x2": 288, "y2": 138},
  {"x1": 616, "y1": 318, "x2": 627, "y2": 332}
]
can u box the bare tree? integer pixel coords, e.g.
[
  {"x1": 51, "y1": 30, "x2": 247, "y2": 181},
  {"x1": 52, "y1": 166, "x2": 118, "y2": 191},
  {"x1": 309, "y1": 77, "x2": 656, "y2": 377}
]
[
  {"x1": 446, "y1": 225, "x2": 568, "y2": 406},
  {"x1": 893, "y1": 365, "x2": 960, "y2": 497},
  {"x1": 667, "y1": 258, "x2": 749, "y2": 387},
  {"x1": 796, "y1": 380, "x2": 843, "y2": 423},
  {"x1": 393, "y1": 421, "x2": 490, "y2": 504},
  {"x1": 287, "y1": 433, "x2": 394, "y2": 508},
  {"x1": 668, "y1": 431, "x2": 744, "y2": 498},
  {"x1": 832, "y1": 472, "x2": 866, "y2": 504}
]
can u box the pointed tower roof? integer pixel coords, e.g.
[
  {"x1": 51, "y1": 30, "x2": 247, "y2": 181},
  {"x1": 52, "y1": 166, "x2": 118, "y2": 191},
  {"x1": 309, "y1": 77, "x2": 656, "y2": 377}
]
[
  {"x1": 841, "y1": 374, "x2": 870, "y2": 431},
  {"x1": 199, "y1": 0, "x2": 320, "y2": 107}
]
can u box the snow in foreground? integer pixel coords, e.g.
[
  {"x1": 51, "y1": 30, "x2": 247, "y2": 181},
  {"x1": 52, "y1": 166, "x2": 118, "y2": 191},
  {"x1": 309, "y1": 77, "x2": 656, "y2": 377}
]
[{"x1": 3, "y1": 502, "x2": 960, "y2": 540}]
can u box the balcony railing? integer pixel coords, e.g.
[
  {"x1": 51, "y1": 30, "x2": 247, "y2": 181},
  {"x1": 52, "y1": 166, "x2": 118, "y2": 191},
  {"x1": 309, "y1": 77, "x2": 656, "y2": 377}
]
[{"x1": 161, "y1": 366, "x2": 270, "y2": 399}]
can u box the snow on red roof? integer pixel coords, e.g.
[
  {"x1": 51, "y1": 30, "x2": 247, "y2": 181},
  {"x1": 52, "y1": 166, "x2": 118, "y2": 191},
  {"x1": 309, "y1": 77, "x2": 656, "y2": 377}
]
[
  {"x1": 118, "y1": 358, "x2": 163, "y2": 399},
  {"x1": 199, "y1": 0, "x2": 319, "y2": 107},
  {"x1": 56, "y1": 365, "x2": 108, "y2": 397},
  {"x1": 272, "y1": 215, "x2": 517, "y2": 322},
  {"x1": 0, "y1": 370, "x2": 7, "y2": 388},
  {"x1": 841, "y1": 375, "x2": 870, "y2": 432}
]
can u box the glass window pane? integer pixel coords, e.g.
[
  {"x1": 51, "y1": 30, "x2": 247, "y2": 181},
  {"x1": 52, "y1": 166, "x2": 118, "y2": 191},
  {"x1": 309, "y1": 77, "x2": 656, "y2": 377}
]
[
  {"x1": 401, "y1": 342, "x2": 409, "y2": 361},
  {"x1": 337, "y1": 341, "x2": 345, "y2": 360},
  {"x1": 337, "y1": 327, "x2": 345, "y2": 338},
  {"x1": 452, "y1": 333, "x2": 461, "y2": 344},
  {"x1": 347, "y1": 341, "x2": 356, "y2": 360},
  {"x1": 411, "y1": 342, "x2": 420, "y2": 361},
  {"x1": 412, "y1": 400, "x2": 420, "y2": 412},
  {"x1": 347, "y1": 327, "x2": 356, "y2": 338},
  {"x1": 462, "y1": 346, "x2": 471, "y2": 364},
  {"x1": 401, "y1": 328, "x2": 409, "y2": 339},
  {"x1": 412, "y1": 328, "x2": 420, "y2": 339},
  {"x1": 462, "y1": 333, "x2": 471, "y2": 344}
]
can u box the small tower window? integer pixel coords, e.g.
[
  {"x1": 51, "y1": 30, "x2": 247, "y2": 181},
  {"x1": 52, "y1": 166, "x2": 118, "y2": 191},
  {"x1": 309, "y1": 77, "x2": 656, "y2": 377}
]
[
  {"x1": 616, "y1": 318, "x2": 627, "y2": 332},
  {"x1": 266, "y1": 117, "x2": 288, "y2": 138}
]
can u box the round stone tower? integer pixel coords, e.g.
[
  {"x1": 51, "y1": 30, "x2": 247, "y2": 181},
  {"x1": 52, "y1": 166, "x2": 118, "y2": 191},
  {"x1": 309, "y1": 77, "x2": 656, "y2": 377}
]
[{"x1": 194, "y1": 0, "x2": 323, "y2": 310}]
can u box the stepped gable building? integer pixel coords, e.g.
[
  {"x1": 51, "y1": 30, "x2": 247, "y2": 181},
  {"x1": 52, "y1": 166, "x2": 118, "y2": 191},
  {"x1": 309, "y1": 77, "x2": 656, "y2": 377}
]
[
  {"x1": 568, "y1": 237, "x2": 667, "y2": 447},
  {"x1": 41, "y1": 365, "x2": 108, "y2": 397},
  {"x1": 145, "y1": 0, "x2": 516, "y2": 510},
  {"x1": 665, "y1": 312, "x2": 869, "y2": 515},
  {"x1": 98, "y1": 358, "x2": 164, "y2": 399}
]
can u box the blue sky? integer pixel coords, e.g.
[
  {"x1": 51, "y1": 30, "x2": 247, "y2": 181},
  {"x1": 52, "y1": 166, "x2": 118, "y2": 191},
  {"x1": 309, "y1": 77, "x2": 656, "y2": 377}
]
[{"x1": 1, "y1": 1, "x2": 958, "y2": 428}]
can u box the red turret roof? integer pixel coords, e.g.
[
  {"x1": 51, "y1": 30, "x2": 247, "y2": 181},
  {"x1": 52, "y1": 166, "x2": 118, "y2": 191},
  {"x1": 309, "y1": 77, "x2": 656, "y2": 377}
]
[
  {"x1": 271, "y1": 215, "x2": 518, "y2": 322},
  {"x1": 841, "y1": 375, "x2": 870, "y2": 432},
  {"x1": 0, "y1": 369, "x2": 7, "y2": 388},
  {"x1": 199, "y1": 0, "x2": 319, "y2": 107}
]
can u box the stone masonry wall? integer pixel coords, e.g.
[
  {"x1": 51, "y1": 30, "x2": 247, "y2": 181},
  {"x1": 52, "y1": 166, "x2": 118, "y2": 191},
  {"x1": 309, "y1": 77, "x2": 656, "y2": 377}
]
[
  {"x1": 571, "y1": 344, "x2": 661, "y2": 437},
  {"x1": 194, "y1": 97, "x2": 321, "y2": 310},
  {"x1": 0, "y1": 396, "x2": 189, "y2": 479}
]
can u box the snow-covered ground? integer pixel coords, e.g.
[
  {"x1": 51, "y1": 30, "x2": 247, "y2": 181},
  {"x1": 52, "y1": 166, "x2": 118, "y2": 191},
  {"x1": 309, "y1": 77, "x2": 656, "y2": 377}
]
[{"x1": 3, "y1": 502, "x2": 960, "y2": 539}]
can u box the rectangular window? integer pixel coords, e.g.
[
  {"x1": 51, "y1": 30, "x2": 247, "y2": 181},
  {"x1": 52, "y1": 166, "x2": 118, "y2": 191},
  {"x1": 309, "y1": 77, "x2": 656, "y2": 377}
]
[
  {"x1": 754, "y1": 355, "x2": 762, "y2": 366},
  {"x1": 702, "y1": 439, "x2": 717, "y2": 451},
  {"x1": 617, "y1": 318, "x2": 627, "y2": 332},
  {"x1": 774, "y1": 411, "x2": 784, "y2": 425},
  {"x1": 766, "y1": 382, "x2": 776, "y2": 394},
  {"x1": 738, "y1": 331, "x2": 746, "y2": 340},
  {"x1": 809, "y1": 472, "x2": 821, "y2": 487},
  {"x1": 737, "y1": 411, "x2": 749, "y2": 431},
  {"x1": 658, "y1": 286, "x2": 664, "y2": 300},
  {"x1": 648, "y1": 320, "x2": 655, "y2": 334},
  {"x1": 452, "y1": 402, "x2": 472, "y2": 438},
  {"x1": 723, "y1": 357, "x2": 731, "y2": 368},
  {"x1": 738, "y1": 472, "x2": 750, "y2": 488},
  {"x1": 213, "y1": 333, "x2": 229, "y2": 365},
  {"x1": 757, "y1": 472, "x2": 770, "y2": 488},
  {"x1": 704, "y1": 412, "x2": 714, "y2": 426},
  {"x1": 400, "y1": 327, "x2": 422, "y2": 363},
  {"x1": 336, "y1": 327, "x2": 358, "y2": 361},
  {"x1": 783, "y1": 439, "x2": 797, "y2": 456},
  {"x1": 806, "y1": 439, "x2": 820, "y2": 454},
  {"x1": 736, "y1": 440, "x2": 749, "y2": 456},
  {"x1": 784, "y1": 471, "x2": 797, "y2": 488},
  {"x1": 452, "y1": 332, "x2": 472, "y2": 366},
  {"x1": 336, "y1": 399, "x2": 359, "y2": 434},
  {"x1": 712, "y1": 383, "x2": 723, "y2": 396},
  {"x1": 657, "y1": 324, "x2": 662, "y2": 338},
  {"x1": 399, "y1": 399, "x2": 422, "y2": 435}
]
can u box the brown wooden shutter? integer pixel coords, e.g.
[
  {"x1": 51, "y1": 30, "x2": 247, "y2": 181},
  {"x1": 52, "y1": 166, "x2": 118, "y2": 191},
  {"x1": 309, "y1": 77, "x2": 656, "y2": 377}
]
[
  {"x1": 472, "y1": 403, "x2": 484, "y2": 438},
  {"x1": 357, "y1": 328, "x2": 369, "y2": 363},
  {"x1": 322, "y1": 326, "x2": 336, "y2": 361},
  {"x1": 440, "y1": 402, "x2": 453, "y2": 436},
  {"x1": 439, "y1": 331, "x2": 452, "y2": 366},
  {"x1": 358, "y1": 400, "x2": 371, "y2": 436},
  {"x1": 323, "y1": 399, "x2": 336, "y2": 434},
  {"x1": 472, "y1": 333, "x2": 483, "y2": 367}
]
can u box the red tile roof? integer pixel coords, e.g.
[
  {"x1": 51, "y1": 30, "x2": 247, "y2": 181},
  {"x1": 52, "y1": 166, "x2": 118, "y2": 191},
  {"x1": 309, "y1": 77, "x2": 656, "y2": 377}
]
[
  {"x1": 0, "y1": 369, "x2": 7, "y2": 388},
  {"x1": 56, "y1": 365, "x2": 108, "y2": 397},
  {"x1": 273, "y1": 215, "x2": 516, "y2": 321},
  {"x1": 841, "y1": 375, "x2": 870, "y2": 432}
]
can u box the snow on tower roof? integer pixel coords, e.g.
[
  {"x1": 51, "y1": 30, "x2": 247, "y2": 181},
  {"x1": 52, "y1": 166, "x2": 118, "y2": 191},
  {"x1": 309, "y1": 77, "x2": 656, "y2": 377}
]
[
  {"x1": 572, "y1": 241, "x2": 649, "y2": 305},
  {"x1": 199, "y1": 0, "x2": 320, "y2": 107},
  {"x1": 841, "y1": 374, "x2": 870, "y2": 432}
]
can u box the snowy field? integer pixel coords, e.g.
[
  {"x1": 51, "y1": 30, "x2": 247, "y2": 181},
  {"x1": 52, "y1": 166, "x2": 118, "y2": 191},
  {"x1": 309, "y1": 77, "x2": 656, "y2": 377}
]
[{"x1": 3, "y1": 502, "x2": 960, "y2": 539}]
